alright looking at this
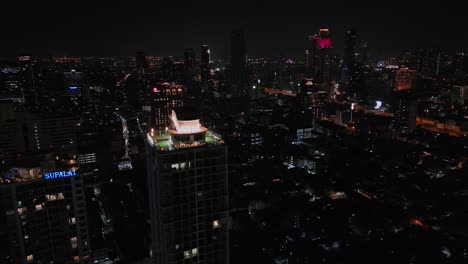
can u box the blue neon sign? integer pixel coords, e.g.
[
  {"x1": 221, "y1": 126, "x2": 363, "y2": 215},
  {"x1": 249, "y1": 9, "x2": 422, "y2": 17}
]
[
  {"x1": 68, "y1": 86, "x2": 79, "y2": 90},
  {"x1": 44, "y1": 170, "x2": 77, "y2": 180}
]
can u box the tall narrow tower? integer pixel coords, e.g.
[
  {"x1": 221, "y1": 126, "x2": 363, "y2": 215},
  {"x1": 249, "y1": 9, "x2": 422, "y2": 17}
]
[
  {"x1": 200, "y1": 45, "x2": 211, "y2": 83},
  {"x1": 230, "y1": 29, "x2": 246, "y2": 94}
]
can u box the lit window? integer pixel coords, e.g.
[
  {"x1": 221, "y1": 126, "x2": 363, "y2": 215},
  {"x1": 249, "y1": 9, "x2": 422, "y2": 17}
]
[
  {"x1": 213, "y1": 220, "x2": 220, "y2": 228},
  {"x1": 46, "y1": 194, "x2": 57, "y2": 201},
  {"x1": 26, "y1": 255, "x2": 33, "y2": 262},
  {"x1": 183, "y1": 250, "x2": 190, "y2": 259},
  {"x1": 192, "y1": 248, "x2": 198, "y2": 256},
  {"x1": 70, "y1": 217, "x2": 76, "y2": 225},
  {"x1": 71, "y1": 237, "x2": 78, "y2": 248},
  {"x1": 17, "y1": 207, "x2": 27, "y2": 215},
  {"x1": 35, "y1": 204, "x2": 43, "y2": 211}
]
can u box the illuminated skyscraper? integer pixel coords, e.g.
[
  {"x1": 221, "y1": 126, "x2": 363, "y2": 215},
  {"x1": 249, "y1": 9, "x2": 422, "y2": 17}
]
[
  {"x1": 0, "y1": 154, "x2": 90, "y2": 264},
  {"x1": 230, "y1": 29, "x2": 246, "y2": 94},
  {"x1": 309, "y1": 28, "x2": 334, "y2": 86},
  {"x1": 200, "y1": 45, "x2": 210, "y2": 83},
  {"x1": 146, "y1": 108, "x2": 229, "y2": 264},
  {"x1": 150, "y1": 82, "x2": 184, "y2": 131}
]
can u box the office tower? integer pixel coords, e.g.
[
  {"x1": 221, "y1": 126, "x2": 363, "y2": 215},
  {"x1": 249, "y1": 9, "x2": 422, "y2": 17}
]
[
  {"x1": 200, "y1": 45, "x2": 211, "y2": 83},
  {"x1": 392, "y1": 90, "x2": 417, "y2": 134},
  {"x1": 150, "y1": 82, "x2": 184, "y2": 131},
  {"x1": 309, "y1": 28, "x2": 334, "y2": 86},
  {"x1": 136, "y1": 51, "x2": 148, "y2": 70},
  {"x1": 344, "y1": 28, "x2": 357, "y2": 68},
  {"x1": 0, "y1": 153, "x2": 90, "y2": 264},
  {"x1": 146, "y1": 108, "x2": 229, "y2": 264},
  {"x1": 230, "y1": 29, "x2": 247, "y2": 94},
  {"x1": 395, "y1": 68, "x2": 418, "y2": 91},
  {"x1": 18, "y1": 56, "x2": 39, "y2": 110}
]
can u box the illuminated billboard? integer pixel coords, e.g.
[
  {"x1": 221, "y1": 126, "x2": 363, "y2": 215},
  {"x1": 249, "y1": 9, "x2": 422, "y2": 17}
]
[{"x1": 44, "y1": 170, "x2": 77, "y2": 180}]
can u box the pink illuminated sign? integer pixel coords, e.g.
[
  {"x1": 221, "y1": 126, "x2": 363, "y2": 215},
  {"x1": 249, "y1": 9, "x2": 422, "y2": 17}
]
[{"x1": 319, "y1": 38, "x2": 331, "y2": 49}]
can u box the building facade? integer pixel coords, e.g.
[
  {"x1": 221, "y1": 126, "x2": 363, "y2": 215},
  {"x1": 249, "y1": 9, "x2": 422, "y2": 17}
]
[{"x1": 0, "y1": 154, "x2": 90, "y2": 264}]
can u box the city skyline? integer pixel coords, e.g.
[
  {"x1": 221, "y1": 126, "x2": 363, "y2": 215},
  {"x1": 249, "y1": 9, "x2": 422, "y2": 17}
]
[
  {"x1": 1, "y1": 2, "x2": 468, "y2": 264},
  {"x1": 2, "y1": 1, "x2": 467, "y2": 58}
]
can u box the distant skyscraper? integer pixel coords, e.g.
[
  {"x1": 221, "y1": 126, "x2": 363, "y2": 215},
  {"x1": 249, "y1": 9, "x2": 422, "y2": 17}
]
[
  {"x1": 0, "y1": 153, "x2": 90, "y2": 264},
  {"x1": 146, "y1": 108, "x2": 229, "y2": 264},
  {"x1": 309, "y1": 28, "x2": 334, "y2": 86},
  {"x1": 230, "y1": 29, "x2": 247, "y2": 93},
  {"x1": 150, "y1": 82, "x2": 184, "y2": 131},
  {"x1": 18, "y1": 56, "x2": 39, "y2": 110},
  {"x1": 200, "y1": 45, "x2": 210, "y2": 83},
  {"x1": 453, "y1": 52, "x2": 467, "y2": 84},
  {"x1": 184, "y1": 48, "x2": 196, "y2": 84},
  {"x1": 344, "y1": 28, "x2": 357, "y2": 68}
]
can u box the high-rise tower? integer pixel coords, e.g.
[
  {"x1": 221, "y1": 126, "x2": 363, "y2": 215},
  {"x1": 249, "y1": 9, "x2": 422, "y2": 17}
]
[
  {"x1": 344, "y1": 28, "x2": 357, "y2": 68},
  {"x1": 0, "y1": 153, "x2": 90, "y2": 264},
  {"x1": 200, "y1": 45, "x2": 211, "y2": 84},
  {"x1": 230, "y1": 29, "x2": 247, "y2": 94},
  {"x1": 309, "y1": 28, "x2": 334, "y2": 86},
  {"x1": 184, "y1": 48, "x2": 196, "y2": 89},
  {"x1": 146, "y1": 108, "x2": 229, "y2": 264}
]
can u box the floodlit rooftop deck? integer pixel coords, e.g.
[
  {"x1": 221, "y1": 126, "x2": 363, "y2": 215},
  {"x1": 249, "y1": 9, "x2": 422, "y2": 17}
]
[{"x1": 147, "y1": 130, "x2": 224, "y2": 152}]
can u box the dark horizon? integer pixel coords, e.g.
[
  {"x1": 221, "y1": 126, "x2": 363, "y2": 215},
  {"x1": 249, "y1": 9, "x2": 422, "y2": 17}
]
[{"x1": 2, "y1": 1, "x2": 468, "y2": 59}]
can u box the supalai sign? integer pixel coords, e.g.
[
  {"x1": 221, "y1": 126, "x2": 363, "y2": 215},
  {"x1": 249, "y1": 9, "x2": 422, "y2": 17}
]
[{"x1": 44, "y1": 170, "x2": 77, "y2": 180}]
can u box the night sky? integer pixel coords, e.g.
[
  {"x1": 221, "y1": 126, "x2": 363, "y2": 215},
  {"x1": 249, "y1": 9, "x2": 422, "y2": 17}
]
[{"x1": 2, "y1": 1, "x2": 467, "y2": 58}]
